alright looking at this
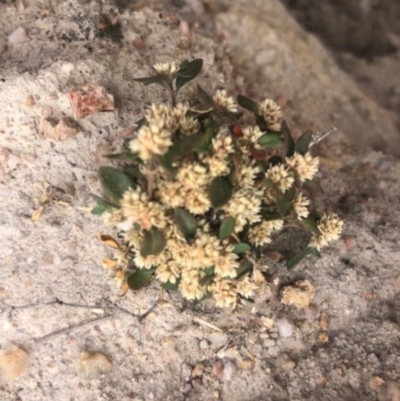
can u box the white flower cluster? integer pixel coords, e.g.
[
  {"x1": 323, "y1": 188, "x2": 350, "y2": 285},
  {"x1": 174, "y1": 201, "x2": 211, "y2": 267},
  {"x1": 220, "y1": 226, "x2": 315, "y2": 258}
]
[{"x1": 100, "y1": 90, "x2": 343, "y2": 308}]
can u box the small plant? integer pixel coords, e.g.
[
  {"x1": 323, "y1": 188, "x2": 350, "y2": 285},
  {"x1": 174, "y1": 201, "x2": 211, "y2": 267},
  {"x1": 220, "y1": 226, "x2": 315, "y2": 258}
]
[{"x1": 92, "y1": 59, "x2": 343, "y2": 309}]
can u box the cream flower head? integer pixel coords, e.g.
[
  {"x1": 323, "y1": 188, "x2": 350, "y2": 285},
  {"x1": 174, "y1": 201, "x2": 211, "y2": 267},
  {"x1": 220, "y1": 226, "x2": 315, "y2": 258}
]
[{"x1": 213, "y1": 89, "x2": 238, "y2": 113}]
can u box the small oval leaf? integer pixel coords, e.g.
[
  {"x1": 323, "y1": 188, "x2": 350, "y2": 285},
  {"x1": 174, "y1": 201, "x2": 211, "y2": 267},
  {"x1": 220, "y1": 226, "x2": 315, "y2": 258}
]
[
  {"x1": 175, "y1": 59, "x2": 203, "y2": 91},
  {"x1": 257, "y1": 134, "x2": 282, "y2": 148},
  {"x1": 208, "y1": 176, "x2": 233, "y2": 208},
  {"x1": 237, "y1": 95, "x2": 259, "y2": 115},
  {"x1": 127, "y1": 268, "x2": 156, "y2": 290},
  {"x1": 295, "y1": 131, "x2": 312, "y2": 155},
  {"x1": 287, "y1": 247, "x2": 311, "y2": 269},
  {"x1": 282, "y1": 120, "x2": 295, "y2": 157},
  {"x1": 174, "y1": 208, "x2": 198, "y2": 240},
  {"x1": 99, "y1": 167, "x2": 135, "y2": 205},
  {"x1": 140, "y1": 229, "x2": 166, "y2": 257},
  {"x1": 219, "y1": 217, "x2": 236, "y2": 240},
  {"x1": 232, "y1": 243, "x2": 251, "y2": 254}
]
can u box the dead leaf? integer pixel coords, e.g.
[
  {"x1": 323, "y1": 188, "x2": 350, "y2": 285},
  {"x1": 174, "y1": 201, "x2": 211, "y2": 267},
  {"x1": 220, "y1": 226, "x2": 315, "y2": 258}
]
[{"x1": 32, "y1": 206, "x2": 44, "y2": 222}]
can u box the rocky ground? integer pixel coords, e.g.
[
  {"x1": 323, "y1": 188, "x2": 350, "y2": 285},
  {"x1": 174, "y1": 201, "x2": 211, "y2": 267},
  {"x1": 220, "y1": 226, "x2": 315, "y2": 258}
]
[{"x1": 0, "y1": 1, "x2": 399, "y2": 401}]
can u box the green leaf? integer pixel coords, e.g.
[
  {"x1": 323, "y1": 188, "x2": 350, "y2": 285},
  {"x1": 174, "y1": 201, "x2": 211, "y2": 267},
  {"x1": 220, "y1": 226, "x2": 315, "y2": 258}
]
[
  {"x1": 162, "y1": 278, "x2": 180, "y2": 291},
  {"x1": 174, "y1": 208, "x2": 198, "y2": 240},
  {"x1": 127, "y1": 267, "x2": 156, "y2": 290},
  {"x1": 196, "y1": 123, "x2": 214, "y2": 154},
  {"x1": 237, "y1": 95, "x2": 259, "y2": 115},
  {"x1": 257, "y1": 134, "x2": 282, "y2": 148},
  {"x1": 260, "y1": 211, "x2": 282, "y2": 221},
  {"x1": 105, "y1": 152, "x2": 139, "y2": 161},
  {"x1": 295, "y1": 218, "x2": 320, "y2": 235},
  {"x1": 140, "y1": 229, "x2": 166, "y2": 257},
  {"x1": 208, "y1": 176, "x2": 233, "y2": 208},
  {"x1": 236, "y1": 259, "x2": 253, "y2": 278},
  {"x1": 309, "y1": 247, "x2": 321, "y2": 258},
  {"x1": 295, "y1": 131, "x2": 312, "y2": 155},
  {"x1": 283, "y1": 186, "x2": 296, "y2": 202},
  {"x1": 197, "y1": 84, "x2": 213, "y2": 104},
  {"x1": 204, "y1": 266, "x2": 215, "y2": 276},
  {"x1": 123, "y1": 165, "x2": 144, "y2": 180},
  {"x1": 282, "y1": 120, "x2": 295, "y2": 157},
  {"x1": 99, "y1": 167, "x2": 135, "y2": 204},
  {"x1": 175, "y1": 59, "x2": 203, "y2": 91},
  {"x1": 219, "y1": 217, "x2": 236, "y2": 240},
  {"x1": 302, "y1": 179, "x2": 325, "y2": 197},
  {"x1": 91, "y1": 205, "x2": 107, "y2": 215},
  {"x1": 287, "y1": 247, "x2": 311, "y2": 269},
  {"x1": 164, "y1": 132, "x2": 206, "y2": 162},
  {"x1": 134, "y1": 75, "x2": 170, "y2": 88},
  {"x1": 232, "y1": 243, "x2": 251, "y2": 254},
  {"x1": 91, "y1": 194, "x2": 115, "y2": 208},
  {"x1": 276, "y1": 199, "x2": 292, "y2": 216}
]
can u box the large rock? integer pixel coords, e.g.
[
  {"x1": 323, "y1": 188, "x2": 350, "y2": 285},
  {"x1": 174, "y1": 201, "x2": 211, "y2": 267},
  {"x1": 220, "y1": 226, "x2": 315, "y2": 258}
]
[{"x1": 215, "y1": 0, "x2": 400, "y2": 154}]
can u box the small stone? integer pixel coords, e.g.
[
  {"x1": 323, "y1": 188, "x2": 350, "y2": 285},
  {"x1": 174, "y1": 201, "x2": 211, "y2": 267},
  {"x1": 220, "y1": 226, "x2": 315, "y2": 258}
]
[
  {"x1": 199, "y1": 339, "x2": 208, "y2": 350},
  {"x1": 384, "y1": 381, "x2": 400, "y2": 401},
  {"x1": 318, "y1": 331, "x2": 329, "y2": 343},
  {"x1": 281, "y1": 280, "x2": 315, "y2": 308},
  {"x1": 212, "y1": 359, "x2": 224, "y2": 377},
  {"x1": 370, "y1": 376, "x2": 385, "y2": 392},
  {"x1": 42, "y1": 118, "x2": 58, "y2": 138},
  {"x1": 179, "y1": 20, "x2": 191, "y2": 49},
  {"x1": 191, "y1": 377, "x2": 202, "y2": 388},
  {"x1": 223, "y1": 360, "x2": 236, "y2": 382},
  {"x1": 208, "y1": 332, "x2": 228, "y2": 349},
  {"x1": 41, "y1": 106, "x2": 53, "y2": 117},
  {"x1": 276, "y1": 318, "x2": 294, "y2": 338},
  {"x1": 364, "y1": 289, "x2": 374, "y2": 300},
  {"x1": 192, "y1": 363, "x2": 204, "y2": 378},
  {"x1": 0, "y1": 348, "x2": 29, "y2": 379},
  {"x1": 24, "y1": 95, "x2": 35, "y2": 107},
  {"x1": 267, "y1": 345, "x2": 280, "y2": 357},
  {"x1": 277, "y1": 354, "x2": 296, "y2": 370},
  {"x1": 319, "y1": 312, "x2": 329, "y2": 329},
  {"x1": 304, "y1": 304, "x2": 318, "y2": 321},
  {"x1": 132, "y1": 36, "x2": 145, "y2": 50},
  {"x1": 94, "y1": 144, "x2": 112, "y2": 167},
  {"x1": 79, "y1": 351, "x2": 112, "y2": 378},
  {"x1": 342, "y1": 235, "x2": 357, "y2": 251},
  {"x1": 261, "y1": 317, "x2": 275, "y2": 330},
  {"x1": 55, "y1": 117, "x2": 80, "y2": 140},
  {"x1": 8, "y1": 27, "x2": 29, "y2": 44},
  {"x1": 263, "y1": 338, "x2": 275, "y2": 348},
  {"x1": 68, "y1": 84, "x2": 114, "y2": 119},
  {"x1": 42, "y1": 117, "x2": 80, "y2": 141}
]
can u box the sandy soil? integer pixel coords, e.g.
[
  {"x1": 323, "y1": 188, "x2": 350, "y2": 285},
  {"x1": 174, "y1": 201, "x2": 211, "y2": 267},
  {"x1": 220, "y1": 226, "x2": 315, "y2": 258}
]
[{"x1": 0, "y1": 1, "x2": 399, "y2": 401}]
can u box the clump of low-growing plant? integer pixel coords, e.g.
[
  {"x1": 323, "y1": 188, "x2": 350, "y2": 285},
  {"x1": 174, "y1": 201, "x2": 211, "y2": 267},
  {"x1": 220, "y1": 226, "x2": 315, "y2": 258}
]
[{"x1": 92, "y1": 59, "x2": 343, "y2": 309}]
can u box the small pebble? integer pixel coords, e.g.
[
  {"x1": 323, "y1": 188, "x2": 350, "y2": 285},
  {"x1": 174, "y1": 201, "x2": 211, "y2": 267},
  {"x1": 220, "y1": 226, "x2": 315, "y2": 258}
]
[
  {"x1": 318, "y1": 331, "x2": 329, "y2": 344},
  {"x1": 8, "y1": 27, "x2": 29, "y2": 44},
  {"x1": 370, "y1": 376, "x2": 385, "y2": 391},
  {"x1": 24, "y1": 95, "x2": 35, "y2": 107},
  {"x1": 276, "y1": 318, "x2": 294, "y2": 338},
  {"x1": 191, "y1": 377, "x2": 202, "y2": 388},
  {"x1": 267, "y1": 345, "x2": 280, "y2": 357},
  {"x1": 304, "y1": 304, "x2": 318, "y2": 321},
  {"x1": 0, "y1": 348, "x2": 29, "y2": 380},
  {"x1": 319, "y1": 312, "x2": 330, "y2": 329},
  {"x1": 79, "y1": 351, "x2": 112, "y2": 379},
  {"x1": 281, "y1": 280, "x2": 315, "y2": 308},
  {"x1": 192, "y1": 363, "x2": 204, "y2": 378},
  {"x1": 68, "y1": 84, "x2": 114, "y2": 119},
  {"x1": 223, "y1": 360, "x2": 236, "y2": 382},
  {"x1": 263, "y1": 338, "x2": 275, "y2": 348},
  {"x1": 212, "y1": 359, "x2": 223, "y2": 378},
  {"x1": 208, "y1": 332, "x2": 228, "y2": 349},
  {"x1": 199, "y1": 339, "x2": 208, "y2": 350},
  {"x1": 132, "y1": 36, "x2": 145, "y2": 50}
]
